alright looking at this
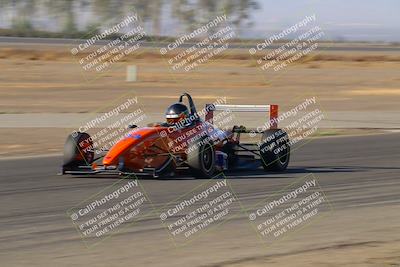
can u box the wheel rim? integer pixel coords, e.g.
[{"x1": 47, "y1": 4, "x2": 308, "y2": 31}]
[{"x1": 202, "y1": 144, "x2": 213, "y2": 172}]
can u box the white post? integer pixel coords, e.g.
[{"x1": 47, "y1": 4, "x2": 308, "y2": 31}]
[{"x1": 126, "y1": 65, "x2": 137, "y2": 82}]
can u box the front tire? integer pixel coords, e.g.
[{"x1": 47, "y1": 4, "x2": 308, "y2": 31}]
[
  {"x1": 62, "y1": 132, "x2": 94, "y2": 171},
  {"x1": 187, "y1": 137, "x2": 216, "y2": 178},
  {"x1": 259, "y1": 129, "x2": 290, "y2": 171}
]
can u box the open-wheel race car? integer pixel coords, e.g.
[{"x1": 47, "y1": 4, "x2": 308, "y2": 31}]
[{"x1": 61, "y1": 93, "x2": 290, "y2": 178}]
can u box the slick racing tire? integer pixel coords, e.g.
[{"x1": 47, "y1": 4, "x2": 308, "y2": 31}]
[
  {"x1": 62, "y1": 132, "x2": 94, "y2": 170},
  {"x1": 259, "y1": 129, "x2": 290, "y2": 171},
  {"x1": 187, "y1": 137, "x2": 216, "y2": 178}
]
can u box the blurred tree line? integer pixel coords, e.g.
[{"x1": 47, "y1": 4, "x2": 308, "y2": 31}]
[{"x1": 0, "y1": 0, "x2": 259, "y2": 38}]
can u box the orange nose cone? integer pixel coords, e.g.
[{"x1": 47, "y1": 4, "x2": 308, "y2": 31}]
[
  {"x1": 102, "y1": 127, "x2": 167, "y2": 166},
  {"x1": 103, "y1": 137, "x2": 136, "y2": 166}
]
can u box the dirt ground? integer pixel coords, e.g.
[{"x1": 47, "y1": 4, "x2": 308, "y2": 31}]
[
  {"x1": 1, "y1": 46, "x2": 400, "y2": 113},
  {"x1": 223, "y1": 241, "x2": 400, "y2": 267}
]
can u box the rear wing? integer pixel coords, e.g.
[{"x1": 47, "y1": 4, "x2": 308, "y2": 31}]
[{"x1": 205, "y1": 104, "x2": 278, "y2": 129}]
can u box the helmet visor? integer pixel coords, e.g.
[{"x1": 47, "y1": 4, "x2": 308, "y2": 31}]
[{"x1": 166, "y1": 113, "x2": 186, "y2": 124}]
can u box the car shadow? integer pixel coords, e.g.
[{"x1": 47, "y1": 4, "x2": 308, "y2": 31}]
[{"x1": 65, "y1": 165, "x2": 388, "y2": 181}]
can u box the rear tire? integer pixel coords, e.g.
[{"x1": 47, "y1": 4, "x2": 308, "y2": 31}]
[
  {"x1": 259, "y1": 129, "x2": 290, "y2": 171},
  {"x1": 187, "y1": 137, "x2": 215, "y2": 178},
  {"x1": 62, "y1": 132, "x2": 94, "y2": 171}
]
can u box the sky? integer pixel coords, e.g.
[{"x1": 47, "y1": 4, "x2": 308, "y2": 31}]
[
  {"x1": 0, "y1": 0, "x2": 398, "y2": 42},
  {"x1": 247, "y1": 0, "x2": 400, "y2": 42}
]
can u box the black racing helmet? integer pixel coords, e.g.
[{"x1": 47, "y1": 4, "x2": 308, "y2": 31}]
[{"x1": 165, "y1": 103, "x2": 189, "y2": 124}]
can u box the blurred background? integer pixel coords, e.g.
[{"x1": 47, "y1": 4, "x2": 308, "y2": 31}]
[{"x1": 0, "y1": 0, "x2": 399, "y2": 42}]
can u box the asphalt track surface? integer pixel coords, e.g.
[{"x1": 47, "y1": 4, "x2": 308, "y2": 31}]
[
  {"x1": 1, "y1": 36, "x2": 400, "y2": 52},
  {"x1": 0, "y1": 133, "x2": 399, "y2": 266}
]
